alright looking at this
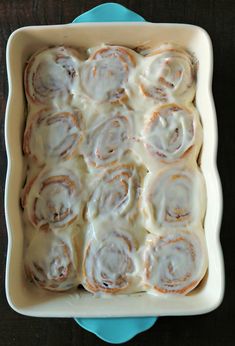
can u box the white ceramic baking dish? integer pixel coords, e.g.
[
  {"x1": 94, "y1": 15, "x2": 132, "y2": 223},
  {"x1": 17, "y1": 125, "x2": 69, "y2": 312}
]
[{"x1": 5, "y1": 21, "x2": 224, "y2": 317}]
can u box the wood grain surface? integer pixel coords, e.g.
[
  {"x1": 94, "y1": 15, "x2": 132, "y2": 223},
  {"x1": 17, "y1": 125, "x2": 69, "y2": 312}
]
[{"x1": 0, "y1": 1, "x2": 234, "y2": 345}]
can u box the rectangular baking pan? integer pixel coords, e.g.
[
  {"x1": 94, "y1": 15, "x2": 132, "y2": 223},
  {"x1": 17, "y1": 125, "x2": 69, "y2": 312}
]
[{"x1": 5, "y1": 22, "x2": 224, "y2": 317}]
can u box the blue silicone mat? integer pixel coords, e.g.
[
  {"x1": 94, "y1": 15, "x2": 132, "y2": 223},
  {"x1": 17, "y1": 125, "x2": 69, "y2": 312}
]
[{"x1": 72, "y1": 3, "x2": 157, "y2": 344}]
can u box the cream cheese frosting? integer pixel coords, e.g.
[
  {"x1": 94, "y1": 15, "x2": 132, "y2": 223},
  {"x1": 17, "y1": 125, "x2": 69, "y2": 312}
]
[{"x1": 22, "y1": 43, "x2": 207, "y2": 296}]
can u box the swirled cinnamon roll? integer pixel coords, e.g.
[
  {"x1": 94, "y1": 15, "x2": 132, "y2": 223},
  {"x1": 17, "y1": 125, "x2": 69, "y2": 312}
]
[
  {"x1": 25, "y1": 46, "x2": 82, "y2": 105},
  {"x1": 142, "y1": 167, "x2": 206, "y2": 233},
  {"x1": 23, "y1": 107, "x2": 84, "y2": 164},
  {"x1": 82, "y1": 111, "x2": 132, "y2": 168},
  {"x1": 87, "y1": 164, "x2": 141, "y2": 220},
  {"x1": 142, "y1": 104, "x2": 201, "y2": 163},
  {"x1": 21, "y1": 167, "x2": 83, "y2": 230},
  {"x1": 144, "y1": 231, "x2": 207, "y2": 294},
  {"x1": 140, "y1": 44, "x2": 196, "y2": 103},
  {"x1": 79, "y1": 45, "x2": 136, "y2": 103},
  {"x1": 25, "y1": 232, "x2": 79, "y2": 291},
  {"x1": 82, "y1": 228, "x2": 137, "y2": 294}
]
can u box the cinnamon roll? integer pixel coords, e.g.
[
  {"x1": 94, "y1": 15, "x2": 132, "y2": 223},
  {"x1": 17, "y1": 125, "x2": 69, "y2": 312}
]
[
  {"x1": 79, "y1": 45, "x2": 136, "y2": 103},
  {"x1": 88, "y1": 165, "x2": 141, "y2": 220},
  {"x1": 25, "y1": 46, "x2": 82, "y2": 105},
  {"x1": 25, "y1": 233, "x2": 79, "y2": 291},
  {"x1": 23, "y1": 108, "x2": 83, "y2": 164},
  {"x1": 140, "y1": 44, "x2": 196, "y2": 103},
  {"x1": 142, "y1": 104, "x2": 200, "y2": 162},
  {"x1": 82, "y1": 112, "x2": 132, "y2": 168},
  {"x1": 144, "y1": 231, "x2": 207, "y2": 294},
  {"x1": 82, "y1": 228, "x2": 136, "y2": 293},
  {"x1": 21, "y1": 167, "x2": 83, "y2": 230},
  {"x1": 143, "y1": 167, "x2": 205, "y2": 232}
]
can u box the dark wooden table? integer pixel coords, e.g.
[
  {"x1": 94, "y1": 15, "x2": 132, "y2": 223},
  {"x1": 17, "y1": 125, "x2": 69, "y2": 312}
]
[{"x1": 0, "y1": 1, "x2": 234, "y2": 345}]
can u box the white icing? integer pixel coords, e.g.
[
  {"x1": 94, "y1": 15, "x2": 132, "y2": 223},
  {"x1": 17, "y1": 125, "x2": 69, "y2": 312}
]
[
  {"x1": 144, "y1": 230, "x2": 208, "y2": 294},
  {"x1": 24, "y1": 107, "x2": 83, "y2": 164},
  {"x1": 25, "y1": 46, "x2": 82, "y2": 105},
  {"x1": 87, "y1": 165, "x2": 140, "y2": 220},
  {"x1": 79, "y1": 45, "x2": 136, "y2": 103},
  {"x1": 81, "y1": 110, "x2": 133, "y2": 168},
  {"x1": 83, "y1": 224, "x2": 139, "y2": 293},
  {"x1": 139, "y1": 43, "x2": 195, "y2": 103},
  {"x1": 22, "y1": 43, "x2": 207, "y2": 297},
  {"x1": 22, "y1": 166, "x2": 83, "y2": 230},
  {"x1": 25, "y1": 232, "x2": 79, "y2": 291},
  {"x1": 142, "y1": 104, "x2": 195, "y2": 162},
  {"x1": 80, "y1": 59, "x2": 126, "y2": 102},
  {"x1": 142, "y1": 166, "x2": 206, "y2": 233}
]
